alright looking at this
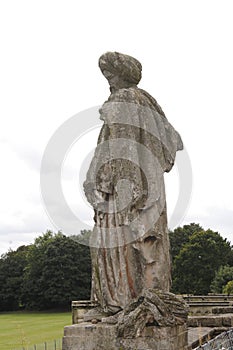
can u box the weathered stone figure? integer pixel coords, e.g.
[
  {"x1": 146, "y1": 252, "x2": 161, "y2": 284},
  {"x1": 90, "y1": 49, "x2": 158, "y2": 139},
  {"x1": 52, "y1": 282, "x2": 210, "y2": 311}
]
[
  {"x1": 84, "y1": 51, "x2": 183, "y2": 321},
  {"x1": 62, "y1": 52, "x2": 188, "y2": 350}
]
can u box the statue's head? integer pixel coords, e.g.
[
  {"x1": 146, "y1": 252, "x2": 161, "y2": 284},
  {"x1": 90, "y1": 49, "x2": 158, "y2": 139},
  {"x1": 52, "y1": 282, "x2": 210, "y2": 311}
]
[{"x1": 99, "y1": 52, "x2": 142, "y2": 92}]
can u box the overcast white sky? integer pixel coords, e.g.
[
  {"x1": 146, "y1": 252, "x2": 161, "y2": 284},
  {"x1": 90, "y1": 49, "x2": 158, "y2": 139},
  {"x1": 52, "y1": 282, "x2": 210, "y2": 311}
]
[{"x1": 0, "y1": 0, "x2": 233, "y2": 255}]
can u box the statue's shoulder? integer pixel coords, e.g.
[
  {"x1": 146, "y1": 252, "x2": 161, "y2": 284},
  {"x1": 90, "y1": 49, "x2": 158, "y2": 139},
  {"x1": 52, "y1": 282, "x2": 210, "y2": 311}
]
[{"x1": 108, "y1": 87, "x2": 166, "y2": 118}]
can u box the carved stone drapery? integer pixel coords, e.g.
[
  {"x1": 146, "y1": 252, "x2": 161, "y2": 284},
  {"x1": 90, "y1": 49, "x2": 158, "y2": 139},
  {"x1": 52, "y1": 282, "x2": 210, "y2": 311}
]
[{"x1": 83, "y1": 52, "x2": 183, "y2": 313}]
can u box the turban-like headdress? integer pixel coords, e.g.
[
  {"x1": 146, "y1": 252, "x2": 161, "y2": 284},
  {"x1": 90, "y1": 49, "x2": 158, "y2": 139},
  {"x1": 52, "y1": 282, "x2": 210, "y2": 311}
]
[{"x1": 99, "y1": 51, "x2": 142, "y2": 86}]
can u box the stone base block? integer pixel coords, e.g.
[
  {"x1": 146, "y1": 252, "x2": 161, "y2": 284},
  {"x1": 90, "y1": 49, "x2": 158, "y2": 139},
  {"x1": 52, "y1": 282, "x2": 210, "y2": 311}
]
[{"x1": 62, "y1": 322, "x2": 188, "y2": 350}]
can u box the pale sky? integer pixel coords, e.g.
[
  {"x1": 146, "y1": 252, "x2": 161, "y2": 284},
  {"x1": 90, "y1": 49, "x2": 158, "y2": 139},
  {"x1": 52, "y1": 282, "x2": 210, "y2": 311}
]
[{"x1": 0, "y1": 0, "x2": 233, "y2": 255}]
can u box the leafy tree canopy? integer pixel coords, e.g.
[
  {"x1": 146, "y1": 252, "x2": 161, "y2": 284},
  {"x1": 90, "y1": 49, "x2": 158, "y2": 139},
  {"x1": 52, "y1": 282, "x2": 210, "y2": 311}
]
[
  {"x1": 0, "y1": 245, "x2": 30, "y2": 311},
  {"x1": 0, "y1": 230, "x2": 92, "y2": 311},
  {"x1": 172, "y1": 229, "x2": 233, "y2": 295},
  {"x1": 22, "y1": 231, "x2": 91, "y2": 310},
  {"x1": 169, "y1": 223, "x2": 203, "y2": 262},
  {"x1": 223, "y1": 280, "x2": 233, "y2": 295},
  {"x1": 210, "y1": 265, "x2": 233, "y2": 293}
]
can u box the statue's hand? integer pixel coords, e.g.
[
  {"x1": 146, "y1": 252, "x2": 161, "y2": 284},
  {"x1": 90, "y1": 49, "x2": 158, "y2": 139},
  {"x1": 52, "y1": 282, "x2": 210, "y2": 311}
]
[{"x1": 84, "y1": 182, "x2": 106, "y2": 209}]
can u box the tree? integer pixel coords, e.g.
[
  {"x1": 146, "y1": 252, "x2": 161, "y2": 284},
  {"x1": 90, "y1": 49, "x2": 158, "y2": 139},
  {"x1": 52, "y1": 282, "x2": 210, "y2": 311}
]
[
  {"x1": 22, "y1": 231, "x2": 91, "y2": 310},
  {"x1": 223, "y1": 280, "x2": 233, "y2": 295},
  {"x1": 0, "y1": 245, "x2": 29, "y2": 311},
  {"x1": 172, "y1": 229, "x2": 233, "y2": 295},
  {"x1": 210, "y1": 265, "x2": 233, "y2": 293},
  {"x1": 169, "y1": 223, "x2": 203, "y2": 262}
]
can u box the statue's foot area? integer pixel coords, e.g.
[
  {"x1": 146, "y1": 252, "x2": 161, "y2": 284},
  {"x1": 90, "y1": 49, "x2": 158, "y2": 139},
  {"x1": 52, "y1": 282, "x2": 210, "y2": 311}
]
[
  {"x1": 102, "y1": 310, "x2": 123, "y2": 324},
  {"x1": 117, "y1": 289, "x2": 188, "y2": 338},
  {"x1": 83, "y1": 306, "x2": 112, "y2": 322},
  {"x1": 84, "y1": 305, "x2": 122, "y2": 322}
]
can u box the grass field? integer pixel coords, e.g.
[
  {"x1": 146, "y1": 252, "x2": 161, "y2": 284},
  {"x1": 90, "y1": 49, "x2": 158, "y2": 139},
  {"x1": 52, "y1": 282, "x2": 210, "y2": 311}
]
[{"x1": 0, "y1": 311, "x2": 71, "y2": 350}]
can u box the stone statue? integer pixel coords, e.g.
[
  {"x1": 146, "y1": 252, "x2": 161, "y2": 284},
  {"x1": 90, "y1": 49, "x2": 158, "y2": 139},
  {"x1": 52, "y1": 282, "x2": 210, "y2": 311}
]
[{"x1": 83, "y1": 52, "x2": 186, "y2": 327}]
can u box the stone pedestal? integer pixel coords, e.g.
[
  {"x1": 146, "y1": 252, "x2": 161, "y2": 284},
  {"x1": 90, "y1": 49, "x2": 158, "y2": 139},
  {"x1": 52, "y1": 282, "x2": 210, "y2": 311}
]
[{"x1": 62, "y1": 322, "x2": 188, "y2": 350}]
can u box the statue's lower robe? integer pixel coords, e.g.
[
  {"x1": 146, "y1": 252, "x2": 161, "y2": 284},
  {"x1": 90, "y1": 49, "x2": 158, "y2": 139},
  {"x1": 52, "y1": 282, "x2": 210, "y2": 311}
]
[
  {"x1": 84, "y1": 87, "x2": 183, "y2": 312},
  {"x1": 90, "y1": 199, "x2": 171, "y2": 312}
]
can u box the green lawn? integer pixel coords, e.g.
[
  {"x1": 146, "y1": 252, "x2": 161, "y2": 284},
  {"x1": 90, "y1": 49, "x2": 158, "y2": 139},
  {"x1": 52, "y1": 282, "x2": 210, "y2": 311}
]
[{"x1": 0, "y1": 311, "x2": 71, "y2": 350}]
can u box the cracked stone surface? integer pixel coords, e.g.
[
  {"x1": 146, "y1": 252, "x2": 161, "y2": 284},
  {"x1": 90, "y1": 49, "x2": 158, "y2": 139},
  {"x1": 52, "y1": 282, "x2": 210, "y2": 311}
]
[{"x1": 84, "y1": 52, "x2": 183, "y2": 313}]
